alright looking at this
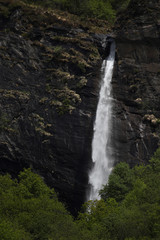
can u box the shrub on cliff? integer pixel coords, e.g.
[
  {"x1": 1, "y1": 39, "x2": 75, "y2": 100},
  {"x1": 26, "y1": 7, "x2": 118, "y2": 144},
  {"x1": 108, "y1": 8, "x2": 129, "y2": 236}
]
[
  {"x1": 0, "y1": 0, "x2": 130, "y2": 23},
  {"x1": 109, "y1": 0, "x2": 130, "y2": 11},
  {"x1": 21, "y1": 0, "x2": 130, "y2": 22}
]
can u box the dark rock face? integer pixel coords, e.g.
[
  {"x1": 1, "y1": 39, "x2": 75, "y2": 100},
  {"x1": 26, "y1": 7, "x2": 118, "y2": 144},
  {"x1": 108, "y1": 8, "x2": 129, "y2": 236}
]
[
  {"x1": 112, "y1": 0, "x2": 160, "y2": 166},
  {"x1": 1, "y1": 0, "x2": 160, "y2": 214},
  {"x1": 0, "y1": 1, "x2": 107, "y2": 214}
]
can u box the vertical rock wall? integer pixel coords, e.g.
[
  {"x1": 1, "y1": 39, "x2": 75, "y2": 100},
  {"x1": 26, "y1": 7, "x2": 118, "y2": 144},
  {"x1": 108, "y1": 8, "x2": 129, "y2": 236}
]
[
  {"x1": 0, "y1": 2, "x2": 108, "y2": 215},
  {"x1": 112, "y1": 0, "x2": 160, "y2": 166}
]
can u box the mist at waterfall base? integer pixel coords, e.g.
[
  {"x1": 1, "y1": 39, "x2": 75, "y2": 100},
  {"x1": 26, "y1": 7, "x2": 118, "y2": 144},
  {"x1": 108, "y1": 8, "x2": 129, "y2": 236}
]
[{"x1": 87, "y1": 42, "x2": 115, "y2": 201}]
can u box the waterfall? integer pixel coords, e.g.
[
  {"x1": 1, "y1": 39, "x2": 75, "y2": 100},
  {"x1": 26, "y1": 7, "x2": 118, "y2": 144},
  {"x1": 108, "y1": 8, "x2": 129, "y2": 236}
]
[{"x1": 87, "y1": 41, "x2": 115, "y2": 201}]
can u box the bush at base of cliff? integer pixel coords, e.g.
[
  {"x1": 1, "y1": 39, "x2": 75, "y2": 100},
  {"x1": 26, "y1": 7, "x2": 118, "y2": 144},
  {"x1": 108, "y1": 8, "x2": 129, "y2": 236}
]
[
  {"x1": 0, "y1": 169, "x2": 80, "y2": 240},
  {"x1": 0, "y1": 150, "x2": 160, "y2": 240},
  {"x1": 77, "y1": 148, "x2": 160, "y2": 240},
  {"x1": 0, "y1": 219, "x2": 31, "y2": 240},
  {"x1": 100, "y1": 162, "x2": 135, "y2": 202}
]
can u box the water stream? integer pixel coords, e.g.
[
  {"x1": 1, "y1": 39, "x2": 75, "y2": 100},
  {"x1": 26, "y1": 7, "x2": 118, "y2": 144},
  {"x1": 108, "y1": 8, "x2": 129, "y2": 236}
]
[{"x1": 87, "y1": 41, "x2": 115, "y2": 201}]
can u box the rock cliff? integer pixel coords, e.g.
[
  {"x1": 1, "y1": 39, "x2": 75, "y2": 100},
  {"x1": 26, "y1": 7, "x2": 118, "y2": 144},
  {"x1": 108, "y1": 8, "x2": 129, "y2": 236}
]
[
  {"x1": 112, "y1": 0, "x2": 160, "y2": 166},
  {"x1": 1, "y1": 0, "x2": 160, "y2": 214},
  {"x1": 0, "y1": 0, "x2": 110, "y2": 214}
]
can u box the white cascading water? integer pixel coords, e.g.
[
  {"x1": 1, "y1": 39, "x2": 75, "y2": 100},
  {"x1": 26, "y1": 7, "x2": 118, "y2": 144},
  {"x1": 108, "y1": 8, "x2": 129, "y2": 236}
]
[{"x1": 87, "y1": 41, "x2": 115, "y2": 201}]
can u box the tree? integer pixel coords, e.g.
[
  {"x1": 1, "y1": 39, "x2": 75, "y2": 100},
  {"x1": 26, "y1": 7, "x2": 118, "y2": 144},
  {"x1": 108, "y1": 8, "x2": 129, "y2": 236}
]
[
  {"x1": 0, "y1": 169, "x2": 81, "y2": 240},
  {"x1": 100, "y1": 162, "x2": 135, "y2": 202}
]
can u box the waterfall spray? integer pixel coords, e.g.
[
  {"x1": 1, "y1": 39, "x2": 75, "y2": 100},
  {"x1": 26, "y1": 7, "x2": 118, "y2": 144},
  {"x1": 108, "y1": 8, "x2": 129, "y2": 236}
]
[{"x1": 87, "y1": 41, "x2": 115, "y2": 201}]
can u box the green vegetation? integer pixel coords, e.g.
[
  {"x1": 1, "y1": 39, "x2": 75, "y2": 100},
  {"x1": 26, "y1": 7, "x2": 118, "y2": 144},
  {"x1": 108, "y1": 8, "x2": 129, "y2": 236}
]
[
  {"x1": 0, "y1": 111, "x2": 9, "y2": 132},
  {"x1": 0, "y1": 0, "x2": 103, "y2": 115},
  {"x1": 100, "y1": 162, "x2": 135, "y2": 202},
  {"x1": 0, "y1": 0, "x2": 22, "y2": 18},
  {"x1": 1, "y1": 149, "x2": 160, "y2": 239},
  {"x1": 0, "y1": 1, "x2": 159, "y2": 237},
  {"x1": 21, "y1": 0, "x2": 131, "y2": 22},
  {"x1": 77, "y1": 149, "x2": 160, "y2": 240},
  {"x1": 0, "y1": 169, "x2": 80, "y2": 240}
]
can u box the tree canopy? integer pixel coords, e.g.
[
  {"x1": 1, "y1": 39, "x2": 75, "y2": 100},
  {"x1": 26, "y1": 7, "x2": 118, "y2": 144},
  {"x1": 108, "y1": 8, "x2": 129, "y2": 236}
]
[
  {"x1": 0, "y1": 169, "x2": 80, "y2": 240},
  {"x1": 77, "y1": 148, "x2": 160, "y2": 240},
  {"x1": 0, "y1": 148, "x2": 160, "y2": 239}
]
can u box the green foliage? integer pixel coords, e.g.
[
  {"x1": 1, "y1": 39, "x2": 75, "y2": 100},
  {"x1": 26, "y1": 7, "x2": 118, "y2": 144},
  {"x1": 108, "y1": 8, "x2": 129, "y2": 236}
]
[
  {"x1": 109, "y1": 0, "x2": 130, "y2": 11},
  {"x1": 100, "y1": 162, "x2": 135, "y2": 202},
  {"x1": 77, "y1": 199, "x2": 118, "y2": 240},
  {"x1": 85, "y1": 0, "x2": 115, "y2": 21},
  {"x1": 0, "y1": 0, "x2": 22, "y2": 18},
  {"x1": 0, "y1": 112, "x2": 9, "y2": 132},
  {"x1": 53, "y1": 46, "x2": 63, "y2": 57},
  {"x1": 1, "y1": 151, "x2": 160, "y2": 240},
  {"x1": 149, "y1": 147, "x2": 160, "y2": 172},
  {"x1": 0, "y1": 169, "x2": 80, "y2": 240},
  {"x1": 69, "y1": 0, "x2": 116, "y2": 22},
  {"x1": 0, "y1": 219, "x2": 30, "y2": 240},
  {"x1": 78, "y1": 147, "x2": 160, "y2": 240},
  {"x1": 21, "y1": 0, "x2": 130, "y2": 22}
]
